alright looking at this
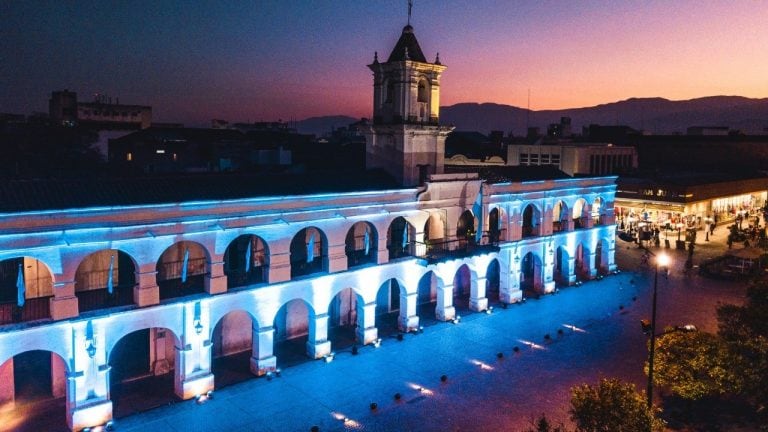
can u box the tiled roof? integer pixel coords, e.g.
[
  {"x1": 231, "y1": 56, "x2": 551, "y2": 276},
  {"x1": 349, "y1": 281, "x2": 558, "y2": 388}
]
[
  {"x1": 0, "y1": 170, "x2": 400, "y2": 212},
  {"x1": 387, "y1": 25, "x2": 428, "y2": 63}
]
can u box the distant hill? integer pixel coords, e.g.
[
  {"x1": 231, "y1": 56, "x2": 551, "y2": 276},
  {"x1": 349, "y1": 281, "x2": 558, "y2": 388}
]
[
  {"x1": 295, "y1": 115, "x2": 358, "y2": 136},
  {"x1": 294, "y1": 96, "x2": 768, "y2": 137},
  {"x1": 440, "y1": 96, "x2": 768, "y2": 135}
]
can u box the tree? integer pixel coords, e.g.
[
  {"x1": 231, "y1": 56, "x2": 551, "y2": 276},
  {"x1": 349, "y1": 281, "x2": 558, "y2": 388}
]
[
  {"x1": 569, "y1": 378, "x2": 664, "y2": 432},
  {"x1": 717, "y1": 282, "x2": 768, "y2": 411},
  {"x1": 650, "y1": 330, "x2": 733, "y2": 401},
  {"x1": 525, "y1": 413, "x2": 569, "y2": 432}
]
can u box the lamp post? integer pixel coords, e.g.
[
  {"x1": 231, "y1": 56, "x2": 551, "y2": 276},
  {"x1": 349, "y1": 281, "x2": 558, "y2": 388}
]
[{"x1": 647, "y1": 252, "x2": 670, "y2": 409}]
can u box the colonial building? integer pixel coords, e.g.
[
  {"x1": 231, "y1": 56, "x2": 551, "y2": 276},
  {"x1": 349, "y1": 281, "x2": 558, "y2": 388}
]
[{"x1": 0, "y1": 24, "x2": 617, "y2": 431}]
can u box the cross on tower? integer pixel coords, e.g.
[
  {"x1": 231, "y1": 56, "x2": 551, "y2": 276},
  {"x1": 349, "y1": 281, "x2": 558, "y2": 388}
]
[{"x1": 408, "y1": 0, "x2": 413, "y2": 25}]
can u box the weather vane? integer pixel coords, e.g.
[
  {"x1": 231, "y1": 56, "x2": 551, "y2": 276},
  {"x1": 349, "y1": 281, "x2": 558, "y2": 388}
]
[{"x1": 408, "y1": 0, "x2": 413, "y2": 25}]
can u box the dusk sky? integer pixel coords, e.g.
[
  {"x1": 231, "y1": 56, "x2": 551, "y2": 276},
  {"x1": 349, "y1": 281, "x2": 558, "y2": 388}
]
[{"x1": 2, "y1": 0, "x2": 767, "y2": 126}]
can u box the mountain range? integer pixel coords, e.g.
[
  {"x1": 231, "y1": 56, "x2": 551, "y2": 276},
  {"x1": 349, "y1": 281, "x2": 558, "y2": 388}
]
[{"x1": 294, "y1": 96, "x2": 768, "y2": 137}]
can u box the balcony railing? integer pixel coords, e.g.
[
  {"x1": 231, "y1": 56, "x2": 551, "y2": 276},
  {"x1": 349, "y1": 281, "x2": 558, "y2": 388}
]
[
  {"x1": 290, "y1": 256, "x2": 325, "y2": 278},
  {"x1": 226, "y1": 266, "x2": 266, "y2": 289},
  {"x1": 417, "y1": 232, "x2": 501, "y2": 264},
  {"x1": 0, "y1": 296, "x2": 51, "y2": 325},
  {"x1": 77, "y1": 285, "x2": 134, "y2": 312}
]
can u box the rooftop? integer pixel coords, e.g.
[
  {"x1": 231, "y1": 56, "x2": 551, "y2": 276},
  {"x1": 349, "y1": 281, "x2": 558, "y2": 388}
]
[{"x1": 387, "y1": 25, "x2": 428, "y2": 63}]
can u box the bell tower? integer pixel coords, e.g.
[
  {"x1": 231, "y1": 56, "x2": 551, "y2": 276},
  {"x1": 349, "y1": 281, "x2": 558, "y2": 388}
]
[{"x1": 364, "y1": 24, "x2": 453, "y2": 187}]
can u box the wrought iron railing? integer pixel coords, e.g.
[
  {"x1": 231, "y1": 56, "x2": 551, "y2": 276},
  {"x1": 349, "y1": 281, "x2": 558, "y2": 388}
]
[
  {"x1": 77, "y1": 284, "x2": 135, "y2": 312},
  {"x1": 416, "y1": 232, "x2": 502, "y2": 264},
  {"x1": 0, "y1": 296, "x2": 50, "y2": 325},
  {"x1": 290, "y1": 256, "x2": 325, "y2": 278},
  {"x1": 226, "y1": 266, "x2": 267, "y2": 288}
]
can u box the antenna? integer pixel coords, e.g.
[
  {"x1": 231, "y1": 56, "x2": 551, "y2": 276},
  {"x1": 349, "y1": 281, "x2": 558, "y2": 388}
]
[
  {"x1": 408, "y1": 0, "x2": 413, "y2": 25},
  {"x1": 526, "y1": 88, "x2": 531, "y2": 129}
]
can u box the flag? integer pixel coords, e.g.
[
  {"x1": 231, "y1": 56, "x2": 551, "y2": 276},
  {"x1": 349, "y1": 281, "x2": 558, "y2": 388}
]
[
  {"x1": 364, "y1": 230, "x2": 370, "y2": 255},
  {"x1": 473, "y1": 184, "x2": 483, "y2": 243},
  {"x1": 16, "y1": 263, "x2": 25, "y2": 307},
  {"x1": 401, "y1": 225, "x2": 408, "y2": 250},
  {"x1": 245, "y1": 240, "x2": 252, "y2": 273},
  {"x1": 107, "y1": 255, "x2": 114, "y2": 294},
  {"x1": 307, "y1": 233, "x2": 315, "y2": 263},
  {"x1": 181, "y1": 248, "x2": 189, "y2": 283}
]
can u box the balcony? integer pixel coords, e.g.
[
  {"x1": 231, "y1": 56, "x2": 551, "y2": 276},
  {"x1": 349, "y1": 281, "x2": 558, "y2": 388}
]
[{"x1": 417, "y1": 232, "x2": 502, "y2": 264}]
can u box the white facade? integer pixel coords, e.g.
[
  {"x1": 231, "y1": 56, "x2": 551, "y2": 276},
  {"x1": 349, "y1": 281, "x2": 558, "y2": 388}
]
[{"x1": 0, "y1": 175, "x2": 616, "y2": 430}]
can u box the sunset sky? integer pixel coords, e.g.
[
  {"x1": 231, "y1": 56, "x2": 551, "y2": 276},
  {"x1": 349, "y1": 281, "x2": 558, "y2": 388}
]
[{"x1": 2, "y1": 0, "x2": 767, "y2": 125}]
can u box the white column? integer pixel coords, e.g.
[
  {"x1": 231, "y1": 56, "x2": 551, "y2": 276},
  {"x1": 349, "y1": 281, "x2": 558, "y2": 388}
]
[
  {"x1": 398, "y1": 291, "x2": 419, "y2": 332},
  {"x1": 249, "y1": 326, "x2": 276, "y2": 376},
  {"x1": 566, "y1": 257, "x2": 577, "y2": 285},
  {"x1": 67, "y1": 321, "x2": 112, "y2": 432},
  {"x1": 587, "y1": 251, "x2": 598, "y2": 279},
  {"x1": 500, "y1": 254, "x2": 523, "y2": 303},
  {"x1": 469, "y1": 273, "x2": 488, "y2": 312},
  {"x1": 134, "y1": 265, "x2": 159, "y2": 307},
  {"x1": 306, "y1": 313, "x2": 331, "y2": 359},
  {"x1": 50, "y1": 280, "x2": 79, "y2": 320},
  {"x1": 357, "y1": 302, "x2": 378, "y2": 345},
  {"x1": 204, "y1": 259, "x2": 227, "y2": 295},
  {"x1": 435, "y1": 284, "x2": 455, "y2": 321},
  {"x1": 543, "y1": 243, "x2": 556, "y2": 294},
  {"x1": 174, "y1": 302, "x2": 214, "y2": 400}
]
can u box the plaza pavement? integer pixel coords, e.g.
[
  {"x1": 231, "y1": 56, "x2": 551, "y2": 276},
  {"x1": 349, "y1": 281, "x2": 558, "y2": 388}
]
[{"x1": 12, "y1": 225, "x2": 751, "y2": 432}]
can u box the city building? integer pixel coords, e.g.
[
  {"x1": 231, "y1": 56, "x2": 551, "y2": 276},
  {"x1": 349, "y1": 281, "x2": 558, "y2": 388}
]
[
  {"x1": 615, "y1": 172, "x2": 768, "y2": 231},
  {"x1": 506, "y1": 142, "x2": 637, "y2": 176},
  {"x1": 0, "y1": 23, "x2": 617, "y2": 431}
]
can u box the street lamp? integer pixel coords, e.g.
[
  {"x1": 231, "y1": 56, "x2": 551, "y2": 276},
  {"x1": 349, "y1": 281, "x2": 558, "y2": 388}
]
[{"x1": 647, "y1": 252, "x2": 670, "y2": 409}]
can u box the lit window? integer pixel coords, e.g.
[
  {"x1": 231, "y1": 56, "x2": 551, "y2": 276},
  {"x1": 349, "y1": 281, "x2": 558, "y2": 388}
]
[
  {"x1": 126, "y1": 152, "x2": 132, "y2": 161},
  {"x1": 173, "y1": 153, "x2": 177, "y2": 161},
  {"x1": 156, "y1": 149, "x2": 165, "y2": 154}
]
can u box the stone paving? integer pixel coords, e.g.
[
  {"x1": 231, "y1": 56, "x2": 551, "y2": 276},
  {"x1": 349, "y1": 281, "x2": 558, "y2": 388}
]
[{"x1": 10, "y1": 226, "x2": 754, "y2": 432}]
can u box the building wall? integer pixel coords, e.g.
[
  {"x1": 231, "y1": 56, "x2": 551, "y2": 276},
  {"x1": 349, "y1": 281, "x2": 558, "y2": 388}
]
[{"x1": 0, "y1": 175, "x2": 616, "y2": 431}]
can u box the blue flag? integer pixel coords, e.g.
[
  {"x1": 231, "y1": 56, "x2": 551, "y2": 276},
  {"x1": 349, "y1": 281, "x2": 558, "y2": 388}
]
[
  {"x1": 107, "y1": 255, "x2": 114, "y2": 294},
  {"x1": 181, "y1": 248, "x2": 189, "y2": 283},
  {"x1": 364, "y1": 230, "x2": 370, "y2": 255},
  {"x1": 307, "y1": 233, "x2": 315, "y2": 263},
  {"x1": 16, "y1": 263, "x2": 25, "y2": 307},
  {"x1": 473, "y1": 184, "x2": 483, "y2": 243},
  {"x1": 245, "y1": 241, "x2": 252, "y2": 273},
  {"x1": 401, "y1": 225, "x2": 408, "y2": 250}
]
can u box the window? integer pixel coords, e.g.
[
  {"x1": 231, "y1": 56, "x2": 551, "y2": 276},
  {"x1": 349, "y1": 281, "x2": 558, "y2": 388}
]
[
  {"x1": 520, "y1": 153, "x2": 529, "y2": 164},
  {"x1": 385, "y1": 80, "x2": 394, "y2": 103},
  {"x1": 417, "y1": 79, "x2": 429, "y2": 102},
  {"x1": 551, "y1": 154, "x2": 560, "y2": 165},
  {"x1": 530, "y1": 154, "x2": 539, "y2": 164},
  {"x1": 126, "y1": 152, "x2": 132, "y2": 161},
  {"x1": 541, "y1": 154, "x2": 550, "y2": 163}
]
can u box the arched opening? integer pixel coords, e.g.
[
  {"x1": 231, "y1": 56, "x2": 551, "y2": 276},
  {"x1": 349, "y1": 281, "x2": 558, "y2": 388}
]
[
  {"x1": 0, "y1": 257, "x2": 52, "y2": 324},
  {"x1": 521, "y1": 252, "x2": 543, "y2": 298},
  {"x1": 328, "y1": 288, "x2": 363, "y2": 350},
  {"x1": 573, "y1": 199, "x2": 589, "y2": 230},
  {"x1": 575, "y1": 243, "x2": 591, "y2": 280},
  {"x1": 522, "y1": 204, "x2": 540, "y2": 238},
  {"x1": 290, "y1": 227, "x2": 326, "y2": 278},
  {"x1": 592, "y1": 197, "x2": 604, "y2": 226},
  {"x1": 156, "y1": 241, "x2": 207, "y2": 300},
  {"x1": 453, "y1": 264, "x2": 472, "y2": 311},
  {"x1": 416, "y1": 272, "x2": 438, "y2": 324},
  {"x1": 375, "y1": 279, "x2": 402, "y2": 337},
  {"x1": 211, "y1": 310, "x2": 256, "y2": 389},
  {"x1": 273, "y1": 299, "x2": 313, "y2": 367},
  {"x1": 385, "y1": 79, "x2": 394, "y2": 104},
  {"x1": 110, "y1": 328, "x2": 180, "y2": 418},
  {"x1": 417, "y1": 78, "x2": 429, "y2": 103},
  {"x1": 489, "y1": 208, "x2": 501, "y2": 243},
  {"x1": 0, "y1": 351, "x2": 68, "y2": 431},
  {"x1": 224, "y1": 235, "x2": 268, "y2": 289},
  {"x1": 553, "y1": 201, "x2": 568, "y2": 233},
  {"x1": 387, "y1": 217, "x2": 413, "y2": 260},
  {"x1": 555, "y1": 246, "x2": 571, "y2": 286},
  {"x1": 486, "y1": 259, "x2": 501, "y2": 304},
  {"x1": 75, "y1": 250, "x2": 135, "y2": 312},
  {"x1": 345, "y1": 223, "x2": 376, "y2": 269},
  {"x1": 423, "y1": 212, "x2": 445, "y2": 257},
  {"x1": 456, "y1": 210, "x2": 476, "y2": 248}
]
